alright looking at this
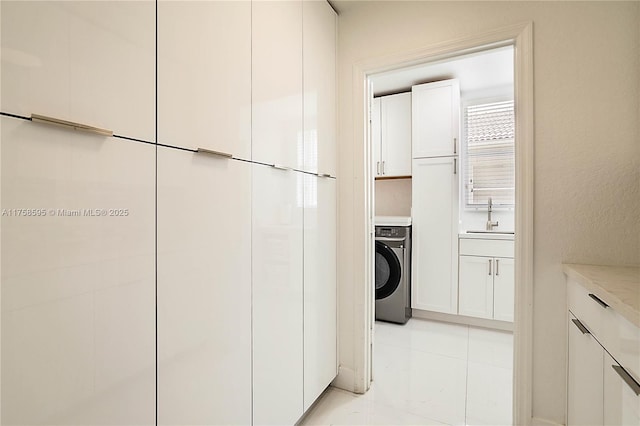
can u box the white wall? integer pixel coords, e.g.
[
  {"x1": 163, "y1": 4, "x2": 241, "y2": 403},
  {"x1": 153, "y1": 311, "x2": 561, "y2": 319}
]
[{"x1": 335, "y1": 2, "x2": 640, "y2": 424}]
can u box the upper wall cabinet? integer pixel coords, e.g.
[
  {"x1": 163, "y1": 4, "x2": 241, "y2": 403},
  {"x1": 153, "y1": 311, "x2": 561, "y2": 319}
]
[
  {"x1": 157, "y1": 1, "x2": 251, "y2": 160},
  {"x1": 0, "y1": 1, "x2": 155, "y2": 142},
  {"x1": 252, "y1": 0, "x2": 303, "y2": 170},
  {"x1": 1, "y1": 116, "x2": 155, "y2": 425},
  {"x1": 372, "y1": 92, "x2": 412, "y2": 178},
  {"x1": 303, "y1": 0, "x2": 337, "y2": 176},
  {"x1": 412, "y1": 79, "x2": 460, "y2": 159}
]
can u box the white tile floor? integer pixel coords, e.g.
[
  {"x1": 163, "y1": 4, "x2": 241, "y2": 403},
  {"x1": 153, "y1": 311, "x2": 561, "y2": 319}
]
[{"x1": 301, "y1": 318, "x2": 513, "y2": 426}]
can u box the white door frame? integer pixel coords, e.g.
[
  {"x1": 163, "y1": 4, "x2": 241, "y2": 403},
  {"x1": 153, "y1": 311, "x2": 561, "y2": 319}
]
[{"x1": 353, "y1": 22, "x2": 534, "y2": 425}]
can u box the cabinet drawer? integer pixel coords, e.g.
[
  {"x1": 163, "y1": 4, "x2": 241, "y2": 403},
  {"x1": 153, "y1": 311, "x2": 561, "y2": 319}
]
[
  {"x1": 568, "y1": 279, "x2": 640, "y2": 383},
  {"x1": 600, "y1": 307, "x2": 640, "y2": 384},
  {"x1": 568, "y1": 278, "x2": 607, "y2": 340},
  {"x1": 459, "y1": 239, "x2": 514, "y2": 258}
]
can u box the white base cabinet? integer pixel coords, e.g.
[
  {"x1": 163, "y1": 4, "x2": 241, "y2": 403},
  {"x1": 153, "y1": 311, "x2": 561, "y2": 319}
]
[
  {"x1": 567, "y1": 313, "x2": 604, "y2": 426},
  {"x1": 458, "y1": 238, "x2": 514, "y2": 322},
  {"x1": 411, "y1": 157, "x2": 458, "y2": 313},
  {"x1": 252, "y1": 164, "x2": 304, "y2": 425},
  {"x1": 1, "y1": 117, "x2": 155, "y2": 425},
  {"x1": 157, "y1": 148, "x2": 252, "y2": 425},
  {"x1": 604, "y1": 352, "x2": 640, "y2": 425},
  {"x1": 566, "y1": 270, "x2": 640, "y2": 426}
]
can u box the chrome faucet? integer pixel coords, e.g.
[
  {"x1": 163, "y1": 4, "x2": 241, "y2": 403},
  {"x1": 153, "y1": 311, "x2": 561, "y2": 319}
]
[{"x1": 486, "y1": 197, "x2": 499, "y2": 231}]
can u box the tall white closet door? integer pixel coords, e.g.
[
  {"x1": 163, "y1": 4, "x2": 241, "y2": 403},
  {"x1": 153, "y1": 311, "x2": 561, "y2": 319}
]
[
  {"x1": 252, "y1": 0, "x2": 303, "y2": 169},
  {"x1": 303, "y1": 175, "x2": 337, "y2": 411},
  {"x1": 1, "y1": 116, "x2": 155, "y2": 425},
  {"x1": 302, "y1": 0, "x2": 336, "y2": 176},
  {"x1": 411, "y1": 157, "x2": 459, "y2": 313},
  {"x1": 157, "y1": 147, "x2": 252, "y2": 425},
  {"x1": 252, "y1": 164, "x2": 304, "y2": 425},
  {"x1": 158, "y1": 0, "x2": 251, "y2": 158},
  {"x1": 1, "y1": 1, "x2": 155, "y2": 142}
]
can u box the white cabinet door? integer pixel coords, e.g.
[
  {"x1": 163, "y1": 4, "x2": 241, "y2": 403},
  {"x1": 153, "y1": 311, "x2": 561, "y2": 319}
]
[
  {"x1": 493, "y1": 257, "x2": 515, "y2": 322},
  {"x1": 157, "y1": 148, "x2": 252, "y2": 425},
  {"x1": 1, "y1": 1, "x2": 155, "y2": 142},
  {"x1": 458, "y1": 256, "x2": 493, "y2": 319},
  {"x1": 604, "y1": 352, "x2": 640, "y2": 426},
  {"x1": 303, "y1": 175, "x2": 337, "y2": 411},
  {"x1": 252, "y1": 0, "x2": 303, "y2": 170},
  {"x1": 1, "y1": 116, "x2": 155, "y2": 425},
  {"x1": 381, "y1": 92, "x2": 412, "y2": 177},
  {"x1": 568, "y1": 313, "x2": 604, "y2": 426},
  {"x1": 372, "y1": 97, "x2": 382, "y2": 177},
  {"x1": 157, "y1": 0, "x2": 251, "y2": 159},
  {"x1": 412, "y1": 79, "x2": 460, "y2": 159},
  {"x1": 303, "y1": 0, "x2": 336, "y2": 176},
  {"x1": 252, "y1": 164, "x2": 304, "y2": 425},
  {"x1": 411, "y1": 157, "x2": 458, "y2": 313}
]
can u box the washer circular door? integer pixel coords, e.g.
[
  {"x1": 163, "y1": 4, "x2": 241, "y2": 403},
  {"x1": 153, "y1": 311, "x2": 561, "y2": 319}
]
[{"x1": 375, "y1": 241, "x2": 402, "y2": 300}]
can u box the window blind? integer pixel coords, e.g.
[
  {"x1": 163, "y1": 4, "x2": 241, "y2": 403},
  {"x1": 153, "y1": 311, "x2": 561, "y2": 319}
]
[{"x1": 464, "y1": 100, "x2": 515, "y2": 207}]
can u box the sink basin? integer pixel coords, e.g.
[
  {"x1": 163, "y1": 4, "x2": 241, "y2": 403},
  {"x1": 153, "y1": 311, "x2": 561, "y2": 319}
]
[{"x1": 466, "y1": 230, "x2": 515, "y2": 234}]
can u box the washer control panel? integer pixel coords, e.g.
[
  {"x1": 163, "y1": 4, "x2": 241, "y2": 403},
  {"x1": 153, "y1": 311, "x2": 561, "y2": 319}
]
[{"x1": 375, "y1": 226, "x2": 410, "y2": 238}]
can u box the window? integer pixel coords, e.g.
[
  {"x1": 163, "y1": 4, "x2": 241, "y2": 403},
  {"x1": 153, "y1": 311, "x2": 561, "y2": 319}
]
[{"x1": 463, "y1": 100, "x2": 515, "y2": 208}]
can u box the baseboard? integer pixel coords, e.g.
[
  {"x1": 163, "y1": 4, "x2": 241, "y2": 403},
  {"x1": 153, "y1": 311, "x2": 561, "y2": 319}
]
[
  {"x1": 411, "y1": 308, "x2": 514, "y2": 332},
  {"x1": 331, "y1": 365, "x2": 357, "y2": 393},
  {"x1": 531, "y1": 417, "x2": 565, "y2": 426}
]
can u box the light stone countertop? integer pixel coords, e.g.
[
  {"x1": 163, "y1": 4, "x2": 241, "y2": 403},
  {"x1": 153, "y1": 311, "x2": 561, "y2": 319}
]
[
  {"x1": 458, "y1": 232, "x2": 514, "y2": 241},
  {"x1": 563, "y1": 264, "x2": 640, "y2": 328}
]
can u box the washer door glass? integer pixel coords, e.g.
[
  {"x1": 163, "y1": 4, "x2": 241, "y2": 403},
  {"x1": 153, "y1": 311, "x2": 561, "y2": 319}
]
[{"x1": 375, "y1": 241, "x2": 402, "y2": 300}]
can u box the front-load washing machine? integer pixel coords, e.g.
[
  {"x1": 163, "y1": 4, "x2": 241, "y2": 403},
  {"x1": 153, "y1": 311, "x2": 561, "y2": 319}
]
[{"x1": 375, "y1": 216, "x2": 412, "y2": 324}]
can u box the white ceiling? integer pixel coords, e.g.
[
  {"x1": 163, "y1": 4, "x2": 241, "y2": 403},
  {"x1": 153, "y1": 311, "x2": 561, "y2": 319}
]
[{"x1": 370, "y1": 45, "x2": 514, "y2": 97}]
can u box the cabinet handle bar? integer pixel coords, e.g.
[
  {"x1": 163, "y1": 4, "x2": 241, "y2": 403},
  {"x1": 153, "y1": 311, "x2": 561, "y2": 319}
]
[
  {"x1": 454, "y1": 137, "x2": 457, "y2": 154},
  {"x1": 31, "y1": 114, "x2": 113, "y2": 137},
  {"x1": 454, "y1": 158, "x2": 457, "y2": 175},
  {"x1": 571, "y1": 318, "x2": 590, "y2": 335},
  {"x1": 196, "y1": 147, "x2": 233, "y2": 159},
  {"x1": 612, "y1": 365, "x2": 640, "y2": 396},
  {"x1": 588, "y1": 293, "x2": 609, "y2": 309},
  {"x1": 488, "y1": 259, "x2": 492, "y2": 275},
  {"x1": 496, "y1": 259, "x2": 500, "y2": 276}
]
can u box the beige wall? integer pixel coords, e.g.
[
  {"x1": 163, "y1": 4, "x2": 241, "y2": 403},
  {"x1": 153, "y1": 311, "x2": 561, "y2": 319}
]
[
  {"x1": 374, "y1": 178, "x2": 411, "y2": 217},
  {"x1": 335, "y1": 2, "x2": 640, "y2": 424}
]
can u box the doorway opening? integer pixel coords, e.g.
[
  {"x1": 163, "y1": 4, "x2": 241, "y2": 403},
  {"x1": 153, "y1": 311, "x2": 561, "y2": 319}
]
[
  {"x1": 357, "y1": 23, "x2": 533, "y2": 425},
  {"x1": 370, "y1": 44, "x2": 515, "y2": 425}
]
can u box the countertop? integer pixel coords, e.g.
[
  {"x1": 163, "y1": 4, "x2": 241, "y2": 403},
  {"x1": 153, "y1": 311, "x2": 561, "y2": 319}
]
[
  {"x1": 459, "y1": 232, "x2": 514, "y2": 241},
  {"x1": 563, "y1": 264, "x2": 640, "y2": 328}
]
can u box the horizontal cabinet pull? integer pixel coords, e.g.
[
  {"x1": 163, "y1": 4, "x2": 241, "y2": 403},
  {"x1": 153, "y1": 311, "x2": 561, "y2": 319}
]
[
  {"x1": 571, "y1": 318, "x2": 590, "y2": 335},
  {"x1": 196, "y1": 147, "x2": 233, "y2": 159},
  {"x1": 588, "y1": 293, "x2": 609, "y2": 308},
  {"x1": 31, "y1": 114, "x2": 112, "y2": 137},
  {"x1": 271, "y1": 164, "x2": 291, "y2": 171},
  {"x1": 319, "y1": 173, "x2": 332, "y2": 178},
  {"x1": 612, "y1": 365, "x2": 640, "y2": 396}
]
